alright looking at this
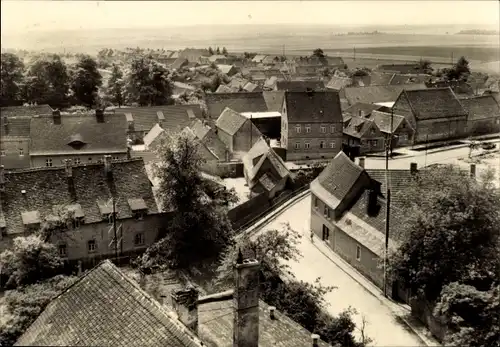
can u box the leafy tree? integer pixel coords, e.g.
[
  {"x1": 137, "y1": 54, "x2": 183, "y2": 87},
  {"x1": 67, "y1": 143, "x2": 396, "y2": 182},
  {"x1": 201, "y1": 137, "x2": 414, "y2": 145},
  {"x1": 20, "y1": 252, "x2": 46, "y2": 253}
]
[
  {"x1": 444, "y1": 56, "x2": 471, "y2": 81},
  {"x1": 0, "y1": 275, "x2": 77, "y2": 346},
  {"x1": 0, "y1": 53, "x2": 25, "y2": 106},
  {"x1": 0, "y1": 235, "x2": 64, "y2": 289},
  {"x1": 313, "y1": 48, "x2": 325, "y2": 58},
  {"x1": 390, "y1": 165, "x2": 500, "y2": 303},
  {"x1": 105, "y1": 64, "x2": 125, "y2": 107},
  {"x1": 222, "y1": 47, "x2": 228, "y2": 56},
  {"x1": 24, "y1": 55, "x2": 70, "y2": 108},
  {"x1": 208, "y1": 47, "x2": 214, "y2": 55},
  {"x1": 418, "y1": 59, "x2": 433, "y2": 74},
  {"x1": 435, "y1": 283, "x2": 500, "y2": 347},
  {"x1": 135, "y1": 133, "x2": 235, "y2": 272},
  {"x1": 124, "y1": 56, "x2": 174, "y2": 106},
  {"x1": 216, "y1": 223, "x2": 367, "y2": 346},
  {"x1": 70, "y1": 55, "x2": 102, "y2": 107}
]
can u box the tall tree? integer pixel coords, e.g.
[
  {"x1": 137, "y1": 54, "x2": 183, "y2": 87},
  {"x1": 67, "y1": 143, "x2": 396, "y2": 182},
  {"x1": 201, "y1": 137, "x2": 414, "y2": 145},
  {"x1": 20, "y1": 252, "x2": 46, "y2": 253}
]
[
  {"x1": 24, "y1": 54, "x2": 70, "y2": 108},
  {"x1": 70, "y1": 55, "x2": 103, "y2": 107},
  {"x1": 208, "y1": 47, "x2": 214, "y2": 55},
  {"x1": 136, "y1": 133, "x2": 236, "y2": 272},
  {"x1": 124, "y1": 56, "x2": 173, "y2": 106},
  {"x1": 216, "y1": 47, "x2": 221, "y2": 54},
  {"x1": 0, "y1": 53, "x2": 25, "y2": 106},
  {"x1": 105, "y1": 64, "x2": 125, "y2": 107},
  {"x1": 222, "y1": 47, "x2": 228, "y2": 56},
  {"x1": 444, "y1": 56, "x2": 471, "y2": 81},
  {"x1": 418, "y1": 59, "x2": 433, "y2": 74}
]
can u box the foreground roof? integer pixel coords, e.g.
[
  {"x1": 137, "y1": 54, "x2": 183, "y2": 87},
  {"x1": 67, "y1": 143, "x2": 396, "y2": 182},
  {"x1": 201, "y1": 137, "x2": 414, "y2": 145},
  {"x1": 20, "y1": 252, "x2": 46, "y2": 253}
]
[
  {"x1": 15, "y1": 260, "x2": 203, "y2": 347},
  {"x1": 262, "y1": 91, "x2": 285, "y2": 112},
  {"x1": 284, "y1": 91, "x2": 342, "y2": 123}
]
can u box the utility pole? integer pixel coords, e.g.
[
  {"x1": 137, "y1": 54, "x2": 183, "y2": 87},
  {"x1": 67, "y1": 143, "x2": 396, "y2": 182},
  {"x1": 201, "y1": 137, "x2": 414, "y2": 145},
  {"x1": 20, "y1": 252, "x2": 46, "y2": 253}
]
[
  {"x1": 250, "y1": 113, "x2": 253, "y2": 150},
  {"x1": 353, "y1": 46, "x2": 356, "y2": 61},
  {"x1": 383, "y1": 108, "x2": 393, "y2": 297},
  {"x1": 113, "y1": 197, "x2": 118, "y2": 261},
  {"x1": 424, "y1": 134, "x2": 429, "y2": 167}
]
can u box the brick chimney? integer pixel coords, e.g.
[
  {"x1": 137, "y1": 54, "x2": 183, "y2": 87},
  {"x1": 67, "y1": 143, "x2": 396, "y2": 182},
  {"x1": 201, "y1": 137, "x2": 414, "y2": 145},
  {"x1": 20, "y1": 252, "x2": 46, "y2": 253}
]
[
  {"x1": 410, "y1": 162, "x2": 418, "y2": 175},
  {"x1": 470, "y1": 163, "x2": 476, "y2": 178},
  {"x1": 171, "y1": 286, "x2": 199, "y2": 334},
  {"x1": 96, "y1": 109, "x2": 105, "y2": 123},
  {"x1": 0, "y1": 165, "x2": 5, "y2": 193},
  {"x1": 358, "y1": 157, "x2": 365, "y2": 168},
  {"x1": 233, "y1": 257, "x2": 260, "y2": 347},
  {"x1": 311, "y1": 333, "x2": 320, "y2": 347},
  {"x1": 269, "y1": 306, "x2": 276, "y2": 320},
  {"x1": 53, "y1": 109, "x2": 61, "y2": 125}
]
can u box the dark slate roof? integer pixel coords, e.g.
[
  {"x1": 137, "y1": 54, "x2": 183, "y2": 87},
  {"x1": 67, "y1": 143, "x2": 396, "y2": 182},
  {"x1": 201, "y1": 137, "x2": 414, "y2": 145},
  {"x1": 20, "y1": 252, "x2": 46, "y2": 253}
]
[
  {"x1": 344, "y1": 84, "x2": 427, "y2": 105},
  {"x1": 284, "y1": 91, "x2": 342, "y2": 123},
  {"x1": 29, "y1": 113, "x2": 128, "y2": 155},
  {"x1": 15, "y1": 260, "x2": 203, "y2": 347},
  {"x1": 276, "y1": 80, "x2": 325, "y2": 92},
  {"x1": 216, "y1": 107, "x2": 247, "y2": 136},
  {"x1": 316, "y1": 151, "x2": 365, "y2": 203},
  {"x1": 205, "y1": 92, "x2": 268, "y2": 120},
  {"x1": 343, "y1": 116, "x2": 376, "y2": 139},
  {"x1": 0, "y1": 116, "x2": 31, "y2": 137},
  {"x1": 365, "y1": 168, "x2": 416, "y2": 206},
  {"x1": 0, "y1": 104, "x2": 53, "y2": 118},
  {"x1": 262, "y1": 91, "x2": 285, "y2": 112},
  {"x1": 460, "y1": 95, "x2": 500, "y2": 121},
  {"x1": 2, "y1": 159, "x2": 158, "y2": 235},
  {"x1": 344, "y1": 103, "x2": 384, "y2": 118},
  {"x1": 115, "y1": 105, "x2": 202, "y2": 133},
  {"x1": 400, "y1": 87, "x2": 467, "y2": 120},
  {"x1": 370, "y1": 111, "x2": 405, "y2": 134}
]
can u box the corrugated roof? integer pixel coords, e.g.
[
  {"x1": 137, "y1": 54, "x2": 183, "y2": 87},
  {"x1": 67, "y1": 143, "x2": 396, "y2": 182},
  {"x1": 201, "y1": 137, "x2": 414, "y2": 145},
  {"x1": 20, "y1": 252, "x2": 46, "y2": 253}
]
[
  {"x1": 284, "y1": 91, "x2": 342, "y2": 123},
  {"x1": 15, "y1": 260, "x2": 204, "y2": 347}
]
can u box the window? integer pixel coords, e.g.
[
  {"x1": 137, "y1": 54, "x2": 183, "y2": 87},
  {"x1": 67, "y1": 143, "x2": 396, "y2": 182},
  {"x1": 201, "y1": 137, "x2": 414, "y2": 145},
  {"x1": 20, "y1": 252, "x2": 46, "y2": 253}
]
[
  {"x1": 0, "y1": 150, "x2": 5, "y2": 156},
  {"x1": 133, "y1": 210, "x2": 145, "y2": 220},
  {"x1": 330, "y1": 125, "x2": 336, "y2": 133},
  {"x1": 330, "y1": 141, "x2": 336, "y2": 149},
  {"x1": 72, "y1": 217, "x2": 83, "y2": 229},
  {"x1": 74, "y1": 158, "x2": 81, "y2": 165},
  {"x1": 320, "y1": 125, "x2": 326, "y2": 133},
  {"x1": 19, "y1": 148, "x2": 24, "y2": 156},
  {"x1": 320, "y1": 141, "x2": 325, "y2": 149},
  {"x1": 314, "y1": 197, "x2": 318, "y2": 208},
  {"x1": 370, "y1": 140, "x2": 378, "y2": 147},
  {"x1": 356, "y1": 245, "x2": 361, "y2": 261},
  {"x1": 112, "y1": 156, "x2": 119, "y2": 161},
  {"x1": 108, "y1": 213, "x2": 115, "y2": 225},
  {"x1": 295, "y1": 125, "x2": 301, "y2": 133},
  {"x1": 294, "y1": 142, "x2": 301, "y2": 149},
  {"x1": 370, "y1": 128, "x2": 375, "y2": 135},
  {"x1": 45, "y1": 158, "x2": 52, "y2": 167},
  {"x1": 305, "y1": 125, "x2": 311, "y2": 133},
  {"x1": 88, "y1": 157, "x2": 92, "y2": 162},
  {"x1": 322, "y1": 225, "x2": 330, "y2": 241},
  {"x1": 88, "y1": 240, "x2": 97, "y2": 253},
  {"x1": 305, "y1": 142, "x2": 310, "y2": 149},
  {"x1": 59, "y1": 244, "x2": 67, "y2": 257},
  {"x1": 400, "y1": 134, "x2": 408, "y2": 142},
  {"x1": 135, "y1": 233, "x2": 145, "y2": 246},
  {"x1": 323, "y1": 205, "x2": 330, "y2": 218},
  {"x1": 401, "y1": 122, "x2": 406, "y2": 129}
]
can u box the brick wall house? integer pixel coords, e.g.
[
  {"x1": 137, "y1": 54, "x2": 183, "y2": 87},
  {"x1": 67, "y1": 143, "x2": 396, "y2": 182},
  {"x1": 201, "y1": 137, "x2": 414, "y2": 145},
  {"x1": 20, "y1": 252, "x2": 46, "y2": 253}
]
[
  {"x1": 460, "y1": 95, "x2": 500, "y2": 135},
  {"x1": 281, "y1": 91, "x2": 343, "y2": 161},
  {"x1": 392, "y1": 87, "x2": 468, "y2": 144},
  {"x1": 0, "y1": 157, "x2": 163, "y2": 263}
]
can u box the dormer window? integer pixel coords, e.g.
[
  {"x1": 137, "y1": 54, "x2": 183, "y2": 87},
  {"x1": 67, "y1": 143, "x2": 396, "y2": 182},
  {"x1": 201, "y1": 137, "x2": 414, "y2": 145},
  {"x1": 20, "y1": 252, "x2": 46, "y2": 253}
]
[
  {"x1": 67, "y1": 134, "x2": 86, "y2": 149},
  {"x1": 52, "y1": 204, "x2": 85, "y2": 230},
  {"x1": 128, "y1": 198, "x2": 148, "y2": 220},
  {"x1": 97, "y1": 200, "x2": 115, "y2": 223}
]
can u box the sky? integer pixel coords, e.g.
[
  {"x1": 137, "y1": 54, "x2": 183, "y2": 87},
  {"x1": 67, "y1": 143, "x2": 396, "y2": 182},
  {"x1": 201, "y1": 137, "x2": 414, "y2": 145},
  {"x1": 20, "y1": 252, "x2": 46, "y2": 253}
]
[{"x1": 1, "y1": 0, "x2": 499, "y2": 35}]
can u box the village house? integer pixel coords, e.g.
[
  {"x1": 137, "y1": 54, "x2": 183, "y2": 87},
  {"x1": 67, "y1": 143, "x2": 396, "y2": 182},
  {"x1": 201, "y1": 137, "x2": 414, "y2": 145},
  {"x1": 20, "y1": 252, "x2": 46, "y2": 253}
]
[
  {"x1": 461, "y1": 95, "x2": 500, "y2": 135},
  {"x1": 369, "y1": 72, "x2": 430, "y2": 86},
  {"x1": 343, "y1": 103, "x2": 391, "y2": 119},
  {"x1": 215, "y1": 107, "x2": 263, "y2": 159},
  {"x1": 341, "y1": 83, "x2": 427, "y2": 106},
  {"x1": 216, "y1": 84, "x2": 237, "y2": 93},
  {"x1": 217, "y1": 64, "x2": 238, "y2": 76},
  {"x1": 281, "y1": 91, "x2": 343, "y2": 161},
  {"x1": 205, "y1": 92, "x2": 269, "y2": 123},
  {"x1": 0, "y1": 157, "x2": 163, "y2": 264},
  {"x1": 172, "y1": 81, "x2": 196, "y2": 96},
  {"x1": 370, "y1": 110, "x2": 415, "y2": 147},
  {"x1": 228, "y1": 77, "x2": 250, "y2": 90},
  {"x1": 243, "y1": 81, "x2": 261, "y2": 92},
  {"x1": 29, "y1": 110, "x2": 129, "y2": 168},
  {"x1": 251, "y1": 54, "x2": 268, "y2": 64},
  {"x1": 207, "y1": 54, "x2": 234, "y2": 65},
  {"x1": 178, "y1": 48, "x2": 210, "y2": 63},
  {"x1": 242, "y1": 137, "x2": 292, "y2": 198},
  {"x1": 392, "y1": 87, "x2": 468, "y2": 144},
  {"x1": 16, "y1": 258, "x2": 329, "y2": 347},
  {"x1": 343, "y1": 116, "x2": 386, "y2": 154},
  {"x1": 170, "y1": 57, "x2": 189, "y2": 71}
]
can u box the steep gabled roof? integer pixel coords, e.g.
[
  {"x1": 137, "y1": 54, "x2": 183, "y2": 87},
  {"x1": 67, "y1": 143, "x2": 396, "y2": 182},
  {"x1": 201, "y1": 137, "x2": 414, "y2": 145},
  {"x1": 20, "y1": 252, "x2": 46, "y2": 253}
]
[
  {"x1": 29, "y1": 113, "x2": 128, "y2": 155},
  {"x1": 344, "y1": 84, "x2": 427, "y2": 105},
  {"x1": 460, "y1": 95, "x2": 500, "y2": 121},
  {"x1": 0, "y1": 104, "x2": 53, "y2": 118},
  {"x1": 284, "y1": 91, "x2": 342, "y2": 123},
  {"x1": 262, "y1": 91, "x2": 285, "y2": 112},
  {"x1": 370, "y1": 111, "x2": 406, "y2": 134},
  {"x1": 400, "y1": 87, "x2": 467, "y2": 120},
  {"x1": 190, "y1": 119, "x2": 211, "y2": 140},
  {"x1": 343, "y1": 116, "x2": 377, "y2": 138},
  {"x1": 216, "y1": 107, "x2": 248, "y2": 135},
  {"x1": 205, "y1": 92, "x2": 268, "y2": 120},
  {"x1": 15, "y1": 260, "x2": 203, "y2": 347}
]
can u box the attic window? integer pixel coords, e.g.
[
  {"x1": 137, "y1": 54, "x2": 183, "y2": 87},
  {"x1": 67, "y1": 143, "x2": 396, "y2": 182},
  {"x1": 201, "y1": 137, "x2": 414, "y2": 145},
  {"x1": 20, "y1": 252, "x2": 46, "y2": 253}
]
[
  {"x1": 128, "y1": 198, "x2": 148, "y2": 220},
  {"x1": 67, "y1": 134, "x2": 86, "y2": 148},
  {"x1": 97, "y1": 200, "x2": 115, "y2": 222}
]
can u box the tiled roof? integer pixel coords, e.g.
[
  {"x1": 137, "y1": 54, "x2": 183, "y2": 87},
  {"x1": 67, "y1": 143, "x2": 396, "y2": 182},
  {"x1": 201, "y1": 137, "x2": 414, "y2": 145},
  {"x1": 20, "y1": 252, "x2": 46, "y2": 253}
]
[
  {"x1": 344, "y1": 103, "x2": 384, "y2": 118},
  {"x1": 370, "y1": 111, "x2": 405, "y2": 134},
  {"x1": 262, "y1": 91, "x2": 285, "y2": 112},
  {"x1": 170, "y1": 58, "x2": 188, "y2": 70},
  {"x1": 115, "y1": 105, "x2": 202, "y2": 133},
  {"x1": 217, "y1": 64, "x2": 235, "y2": 75},
  {"x1": 0, "y1": 104, "x2": 53, "y2": 118},
  {"x1": 216, "y1": 85, "x2": 237, "y2": 93},
  {"x1": 190, "y1": 119, "x2": 211, "y2": 140},
  {"x1": 369, "y1": 72, "x2": 394, "y2": 86},
  {"x1": 144, "y1": 124, "x2": 165, "y2": 148},
  {"x1": 0, "y1": 116, "x2": 31, "y2": 137},
  {"x1": 460, "y1": 95, "x2": 500, "y2": 121},
  {"x1": 276, "y1": 80, "x2": 325, "y2": 92},
  {"x1": 326, "y1": 76, "x2": 352, "y2": 91},
  {"x1": 400, "y1": 87, "x2": 467, "y2": 120},
  {"x1": 2, "y1": 159, "x2": 158, "y2": 235},
  {"x1": 208, "y1": 55, "x2": 227, "y2": 62},
  {"x1": 15, "y1": 260, "x2": 203, "y2": 347},
  {"x1": 343, "y1": 116, "x2": 376, "y2": 139},
  {"x1": 29, "y1": 114, "x2": 128, "y2": 155},
  {"x1": 365, "y1": 168, "x2": 416, "y2": 207},
  {"x1": 205, "y1": 92, "x2": 268, "y2": 120},
  {"x1": 344, "y1": 84, "x2": 427, "y2": 105},
  {"x1": 316, "y1": 151, "x2": 365, "y2": 203},
  {"x1": 243, "y1": 82, "x2": 260, "y2": 92},
  {"x1": 284, "y1": 91, "x2": 342, "y2": 123},
  {"x1": 216, "y1": 107, "x2": 247, "y2": 136}
]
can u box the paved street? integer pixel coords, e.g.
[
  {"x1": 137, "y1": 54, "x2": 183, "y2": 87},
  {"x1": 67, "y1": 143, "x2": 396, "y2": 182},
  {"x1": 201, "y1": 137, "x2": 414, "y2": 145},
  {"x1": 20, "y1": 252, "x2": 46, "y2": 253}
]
[{"x1": 251, "y1": 195, "x2": 425, "y2": 347}]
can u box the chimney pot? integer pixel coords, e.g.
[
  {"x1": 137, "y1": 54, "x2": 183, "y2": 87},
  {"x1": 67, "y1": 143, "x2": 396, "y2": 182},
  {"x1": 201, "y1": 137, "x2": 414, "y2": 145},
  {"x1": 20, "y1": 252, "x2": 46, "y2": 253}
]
[
  {"x1": 410, "y1": 162, "x2": 418, "y2": 174},
  {"x1": 171, "y1": 286, "x2": 199, "y2": 333},
  {"x1": 269, "y1": 306, "x2": 276, "y2": 320},
  {"x1": 52, "y1": 109, "x2": 61, "y2": 124},
  {"x1": 311, "y1": 333, "x2": 320, "y2": 347},
  {"x1": 358, "y1": 157, "x2": 365, "y2": 168},
  {"x1": 470, "y1": 163, "x2": 476, "y2": 178}
]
